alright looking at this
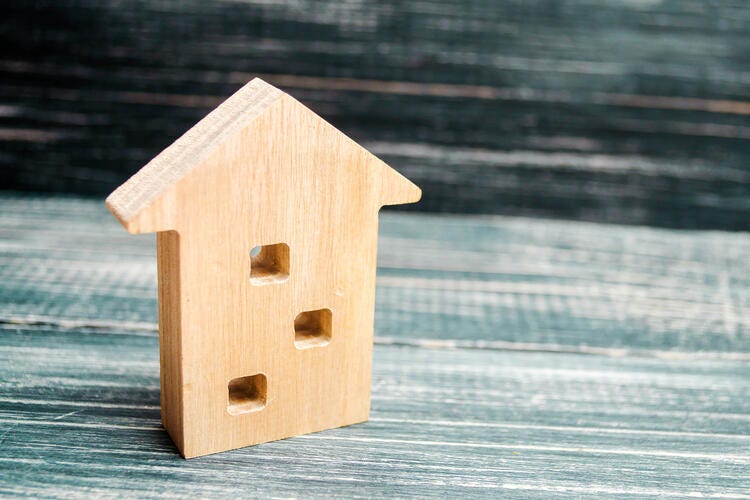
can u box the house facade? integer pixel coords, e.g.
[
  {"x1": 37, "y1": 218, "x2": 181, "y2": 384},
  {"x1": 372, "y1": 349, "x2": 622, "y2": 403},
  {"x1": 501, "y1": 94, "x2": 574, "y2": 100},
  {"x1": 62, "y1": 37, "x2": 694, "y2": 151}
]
[{"x1": 107, "y1": 79, "x2": 420, "y2": 458}]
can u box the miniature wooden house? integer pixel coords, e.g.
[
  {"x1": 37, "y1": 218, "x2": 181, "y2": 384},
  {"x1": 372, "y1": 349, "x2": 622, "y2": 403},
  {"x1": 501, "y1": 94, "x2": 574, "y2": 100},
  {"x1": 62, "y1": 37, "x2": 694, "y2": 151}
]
[{"x1": 105, "y1": 78, "x2": 421, "y2": 458}]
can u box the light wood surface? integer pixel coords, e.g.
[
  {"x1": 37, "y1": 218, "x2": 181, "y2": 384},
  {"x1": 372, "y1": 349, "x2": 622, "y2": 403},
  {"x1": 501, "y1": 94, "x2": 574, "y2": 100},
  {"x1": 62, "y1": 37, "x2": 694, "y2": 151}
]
[
  {"x1": 1, "y1": 195, "x2": 749, "y2": 496},
  {"x1": 105, "y1": 79, "x2": 420, "y2": 457}
]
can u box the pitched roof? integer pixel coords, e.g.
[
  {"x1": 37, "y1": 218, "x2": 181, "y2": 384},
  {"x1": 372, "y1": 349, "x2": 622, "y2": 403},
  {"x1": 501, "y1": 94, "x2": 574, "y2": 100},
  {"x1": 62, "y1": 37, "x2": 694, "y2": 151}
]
[
  {"x1": 106, "y1": 78, "x2": 420, "y2": 232},
  {"x1": 106, "y1": 78, "x2": 283, "y2": 226}
]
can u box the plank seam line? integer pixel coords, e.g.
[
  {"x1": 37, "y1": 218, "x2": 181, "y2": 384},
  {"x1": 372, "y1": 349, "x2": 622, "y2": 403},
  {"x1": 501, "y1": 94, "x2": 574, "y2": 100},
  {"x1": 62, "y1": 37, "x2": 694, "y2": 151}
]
[
  {"x1": 3, "y1": 403, "x2": 746, "y2": 441},
  {"x1": 3, "y1": 315, "x2": 749, "y2": 360},
  {"x1": 3, "y1": 419, "x2": 748, "y2": 462}
]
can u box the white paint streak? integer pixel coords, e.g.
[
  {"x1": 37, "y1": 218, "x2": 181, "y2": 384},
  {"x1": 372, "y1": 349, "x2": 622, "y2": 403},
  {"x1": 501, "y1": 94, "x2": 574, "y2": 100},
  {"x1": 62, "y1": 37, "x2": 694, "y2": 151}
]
[
  {"x1": 0, "y1": 398, "x2": 159, "y2": 411},
  {"x1": 300, "y1": 435, "x2": 750, "y2": 462},
  {"x1": 0, "y1": 418, "x2": 163, "y2": 432},
  {"x1": 497, "y1": 482, "x2": 750, "y2": 498},
  {"x1": 369, "y1": 417, "x2": 750, "y2": 440}
]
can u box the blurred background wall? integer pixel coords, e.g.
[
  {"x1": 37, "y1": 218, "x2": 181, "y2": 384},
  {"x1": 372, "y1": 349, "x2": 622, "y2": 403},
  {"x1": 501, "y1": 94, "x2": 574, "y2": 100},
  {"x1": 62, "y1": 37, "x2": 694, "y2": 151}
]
[{"x1": 2, "y1": 0, "x2": 749, "y2": 230}]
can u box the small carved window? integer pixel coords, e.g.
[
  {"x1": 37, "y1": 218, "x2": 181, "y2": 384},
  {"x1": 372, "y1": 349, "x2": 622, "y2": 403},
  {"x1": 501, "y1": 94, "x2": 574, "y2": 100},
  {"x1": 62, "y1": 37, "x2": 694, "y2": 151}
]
[
  {"x1": 227, "y1": 374, "x2": 267, "y2": 415},
  {"x1": 249, "y1": 243, "x2": 289, "y2": 285},
  {"x1": 294, "y1": 308, "x2": 332, "y2": 349}
]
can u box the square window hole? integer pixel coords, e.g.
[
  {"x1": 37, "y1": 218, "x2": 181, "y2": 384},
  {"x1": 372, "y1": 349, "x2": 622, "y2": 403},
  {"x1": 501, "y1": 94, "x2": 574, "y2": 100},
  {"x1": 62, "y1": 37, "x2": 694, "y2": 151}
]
[
  {"x1": 249, "y1": 243, "x2": 289, "y2": 285},
  {"x1": 227, "y1": 374, "x2": 267, "y2": 416},
  {"x1": 294, "y1": 308, "x2": 332, "y2": 349}
]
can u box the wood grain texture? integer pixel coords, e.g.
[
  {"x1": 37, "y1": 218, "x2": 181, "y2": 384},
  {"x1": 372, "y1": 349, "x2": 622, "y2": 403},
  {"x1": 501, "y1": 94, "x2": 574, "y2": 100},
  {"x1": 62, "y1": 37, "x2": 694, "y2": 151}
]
[
  {"x1": 3, "y1": 1, "x2": 750, "y2": 229},
  {"x1": 105, "y1": 81, "x2": 420, "y2": 457},
  {"x1": 1, "y1": 194, "x2": 749, "y2": 495}
]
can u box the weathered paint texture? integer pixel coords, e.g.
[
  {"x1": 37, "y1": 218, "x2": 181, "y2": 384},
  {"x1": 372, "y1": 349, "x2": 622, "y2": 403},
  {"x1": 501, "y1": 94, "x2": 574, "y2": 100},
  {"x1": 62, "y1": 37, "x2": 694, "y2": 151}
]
[{"x1": 1, "y1": 195, "x2": 749, "y2": 497}]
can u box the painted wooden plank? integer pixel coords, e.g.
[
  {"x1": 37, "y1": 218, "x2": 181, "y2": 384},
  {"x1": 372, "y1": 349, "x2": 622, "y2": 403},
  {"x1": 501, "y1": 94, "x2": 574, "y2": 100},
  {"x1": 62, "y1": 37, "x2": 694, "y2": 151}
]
[
  {"x1": 1, "y1": 194, "x2": 749, "y2": 355},
  {"x1": 3, "y1": 1, "x2": 750, "y2": 228},
  {"x1": 1, "y1": 323, "x2": 748, "y2": 497},
  {"x1": 1, "y1": 194, "x2": 749, "y2": 495}
]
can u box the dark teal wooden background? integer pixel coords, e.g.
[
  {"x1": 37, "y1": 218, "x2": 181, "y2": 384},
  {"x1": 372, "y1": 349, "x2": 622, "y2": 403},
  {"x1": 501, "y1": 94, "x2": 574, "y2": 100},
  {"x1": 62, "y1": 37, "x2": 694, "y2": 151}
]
[{"x1": 2, "y1": 0, "x2": 750, "y2": 229}]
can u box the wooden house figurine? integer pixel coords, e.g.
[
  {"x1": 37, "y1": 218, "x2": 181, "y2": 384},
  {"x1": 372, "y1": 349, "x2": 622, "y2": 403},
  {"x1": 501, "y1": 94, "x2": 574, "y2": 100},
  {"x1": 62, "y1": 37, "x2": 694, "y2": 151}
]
[{"x1": 105, "y1": 78, "x2": 421, "y2": 458}]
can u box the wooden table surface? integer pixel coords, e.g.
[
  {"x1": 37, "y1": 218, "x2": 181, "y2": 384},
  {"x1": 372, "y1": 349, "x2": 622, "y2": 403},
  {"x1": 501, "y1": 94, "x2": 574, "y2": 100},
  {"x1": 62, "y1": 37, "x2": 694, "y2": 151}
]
[{"x1": 1, "y1": 193, "x2": 749, "y2": 497}]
